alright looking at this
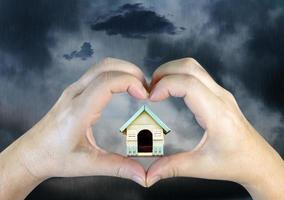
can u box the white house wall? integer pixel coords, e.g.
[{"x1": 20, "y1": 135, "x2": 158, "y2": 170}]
[
  {"x1": 126, "y1": 125, "x2": 164, "y2": 156},
  {"x1": 125, "y1": 112, "x2": 165, "y2": 156},
  {"x1": 152, "y1": 139, "x2": 164, "y2": 155}
]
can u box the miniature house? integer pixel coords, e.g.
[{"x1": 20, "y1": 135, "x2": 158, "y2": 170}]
[{"x1": 119, "y1": 105, "x2": 171, "y2": 156}]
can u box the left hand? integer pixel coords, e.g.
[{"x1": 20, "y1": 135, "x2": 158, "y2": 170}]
[{"x1": 0, "y1": 58, "x2": 148, "y2": 200}]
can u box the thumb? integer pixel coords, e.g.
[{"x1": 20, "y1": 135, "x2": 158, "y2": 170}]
[
  {"x1": 146, "y1": 151, "x2": 206, "y2": 187},
  {"x1": 94, "y1": 151, "x2": 146, "y2": 187}
]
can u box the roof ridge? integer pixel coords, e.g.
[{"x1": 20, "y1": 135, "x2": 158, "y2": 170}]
[{"x1": 119, "y1": 105, "x2": 171, "y2": 134}]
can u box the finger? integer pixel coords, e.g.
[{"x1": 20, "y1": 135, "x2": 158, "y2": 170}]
[
  {"x1": 146, "y1": 131, "x2": 210, "y2": 187},
  {"x1": 150, "y1": 58, "x2": 223, "y2": 95},
  {"x1": 146, "y1": 151, "x2": 209, "y2": 187},
  {"x1": 76, "y1": 58, "x2": 147, "y2": 96},
  {"x1": 76, "y1": 71, "x2": 148, "y2": 124},
  {"x1": 95, "y1": 152, "x2": 146, "y2": 187},
  {"x1": 66, "y1": 149, "x2": 146, "y2": 187},
  {"x1": 149, "y1": 74, "x2": 223, "y2": 130}
]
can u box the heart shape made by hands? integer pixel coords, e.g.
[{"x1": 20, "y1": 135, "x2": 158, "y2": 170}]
[{"x1": 16, "y1": 57, "x2": 273, "y2": 193}]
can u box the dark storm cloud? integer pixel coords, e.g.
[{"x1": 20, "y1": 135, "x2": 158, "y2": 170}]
[
  {"x1": 145, "y1": 36, "x2": 225, "y2": 84},
  {"x1": 0, "y1": 128, "x2": 16, "y2": 151},
  {"x1": 272, "y1": 126, "x2": 284, "y2": 157},
  {"x1": 63, "y1": 42, "x2": 94, "y2": 60},
  {"x1": 208, "y1": 0, "x2": 284, "y2": 115},
  {"x1": 0, "y1": 102, "x2": 32, "y2": 151},
  {"x1": 0, "y1": 0, "x2": 80, "y2": 74},
  {"x1": 91, "y1": 3, "x2": 183, "y2": 39},
  {"x1": 145, "y1": 0, "x2": 284, "y2": 115},
  {"x1": 0, "y1": 0, "x2": 81, "y2": 151}
]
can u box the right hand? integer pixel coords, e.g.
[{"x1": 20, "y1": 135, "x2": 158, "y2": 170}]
[{"x1": 147, "y1": 58, "x2": 284, "y2": 199}]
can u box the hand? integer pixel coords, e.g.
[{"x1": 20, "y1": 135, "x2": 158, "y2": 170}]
[
  {"x1": 0, "y1": 58, "x2": 148, "y2": 200},
  {"x1": 146, "y1": 58, "x2": 284, "y2": 199}
]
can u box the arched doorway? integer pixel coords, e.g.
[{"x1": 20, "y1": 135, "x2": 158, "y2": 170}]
[{"x1": 137, "y1": 129, "x2": 152, "y2": 152}]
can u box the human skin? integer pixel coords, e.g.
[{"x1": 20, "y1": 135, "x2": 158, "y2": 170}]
[
  {"x1": 147, "y1": 58, "x2": 284, "y2": 200},
  {"x1": 0, "y1": 58, "x2": 148, "y2": 200},
  {"x1": 0, "y1": 57, "x2": 284, "y2": 200}
]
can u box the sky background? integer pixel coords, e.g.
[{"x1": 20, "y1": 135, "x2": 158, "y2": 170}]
[{"x1": 0, "y1": 0, "x2": 284, "y2": 199}]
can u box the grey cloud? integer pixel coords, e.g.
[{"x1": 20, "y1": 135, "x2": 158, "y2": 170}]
[
  {"x1": 0, "y1": 0, "x2": 83, "y2": 150},
  {"x1": 164, "y1": 144, "x2": 184, "y2": 155},
  {"x1": 208, "y1": 0, "x2": 284, "y2": 114},
  {"x1": 0, "y1": 0, "x2": 80, "y2": 74},
  {"x1": 144, "y1": 36, "x2": 225, "y2": 83},
  {"x1": 63, "y1": 42, "x2": 94, "y2": 61},
  {"x1": 119, "y1": 3, "x2": 143, "y2": 11}
]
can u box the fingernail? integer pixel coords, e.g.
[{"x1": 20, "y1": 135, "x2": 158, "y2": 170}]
[
  {"x1": 131, "y1": 85, "x2": 148, "y2": 99},
  {"x1": 149, "y1": 91, "x2": 159, "y2": 101},
  {"x1": 132, "y1": 175, "x2": 146, "y2": 187},
  {"x1": 147, "y1": 176, "x2": 161, "y2": 187},
  {"x1": 139, "y1": 85, "x2": 149, "y2": 98}
]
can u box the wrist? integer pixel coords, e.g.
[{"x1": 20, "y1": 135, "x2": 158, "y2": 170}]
[
  {"x1": 15, "y1": 131, "x2": 51, "y2": 181},
  {"x1": 241, "y1": 154, "x2": 284, "y2": 199},
  {"x1": 0, "y1": 137, "x2": 45, "y2": 199}
]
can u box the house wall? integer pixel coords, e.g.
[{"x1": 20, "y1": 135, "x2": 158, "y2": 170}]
[{"x1": 126, "y1": 112, "x2": 164, "y2": 156}]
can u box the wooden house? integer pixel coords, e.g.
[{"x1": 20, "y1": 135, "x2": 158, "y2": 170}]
[{"x1": 119, "y1": 105, "x2": 171, "y2": 156}]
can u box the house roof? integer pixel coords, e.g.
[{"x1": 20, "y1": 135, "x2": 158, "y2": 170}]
[{"x1": 119, "y1": 105, "x2": 171, "y2": 134}]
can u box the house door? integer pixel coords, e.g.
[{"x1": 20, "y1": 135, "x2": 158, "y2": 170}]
[{"x1": 137, "y1": 129, "x2": 153, "y2": 152}]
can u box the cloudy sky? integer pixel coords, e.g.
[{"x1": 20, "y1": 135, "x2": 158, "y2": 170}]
[{"x1": 0, "y1": 0, "x2": 283, "y2": 199}]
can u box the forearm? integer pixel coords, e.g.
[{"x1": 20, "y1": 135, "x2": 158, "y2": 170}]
[
  {"x1": 0, "y1": 138, "x2": 44, "y2": 200},
  {"x1": 242, "y1": 153, "x2": 284, "y2": 200}
]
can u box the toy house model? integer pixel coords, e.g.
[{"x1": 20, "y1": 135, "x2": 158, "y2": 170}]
[{"x1": 119, "y1": 105, "x2": 171, "y2": 156}]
